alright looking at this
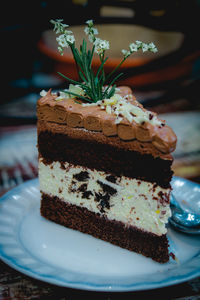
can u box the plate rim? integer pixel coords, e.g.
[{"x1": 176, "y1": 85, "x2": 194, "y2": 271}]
[{"x1": 0, "y1": 177, "x2": 200, "y2": 292}]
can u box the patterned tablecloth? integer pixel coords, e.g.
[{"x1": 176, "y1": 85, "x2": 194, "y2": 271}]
[{"x1": 0, "y1": 120, "x2": 200, "y2": 299}]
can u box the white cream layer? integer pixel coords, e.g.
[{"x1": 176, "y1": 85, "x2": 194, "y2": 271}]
[{"x1": 39, "y1": 159, "x2": 171, "y2": 236}]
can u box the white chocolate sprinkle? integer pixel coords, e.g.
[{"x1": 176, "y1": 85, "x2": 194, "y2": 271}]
[
  {"x1": 41, "y1": 85, "x2": 163, "y2": 127},
  {"x1": 81, "y1": 92, "x2": 163, "y2": 126},
  {"x1": 40, "y1": 90, "x2": 47, "y2": 97}
]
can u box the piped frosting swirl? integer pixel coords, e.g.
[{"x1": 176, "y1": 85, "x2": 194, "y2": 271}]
[{"x1": 37, "y1": 86, "x2": 177, "y2": 154}]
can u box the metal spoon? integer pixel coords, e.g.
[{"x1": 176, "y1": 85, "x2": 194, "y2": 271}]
[{"x1": 169, "y1": 194, "x2": 200, "y2": 234}]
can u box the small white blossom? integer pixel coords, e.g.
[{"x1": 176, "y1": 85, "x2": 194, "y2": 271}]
[
  {"x1": 50, "y1": 19, "x2": 69, "y2": 34},
  {"x1": 85, "y1": 19, "x2": 94, "y2": 27},
  {"x1": 58, "y1": 46, "x2": 63, "y2": 55},
  {"x1": 86, "y1": 28, "x2": 98, "y2": 42},
  {"x1": 148, "y1": 42, "x2": 158, "y2": 53},
  {"x1": 66, "y1": 35, "x2": 75, "y2": 44},
  {"x1": 84, "y1": 25, "x2": 98, "y2": 36},
  {"x1": 142, "y1": 43, "x2": 149, "y2": 52},
  {"x1": 84, "y1": 27, "x2": 90, "y2": 35},
  {"x1": 135, "y1": 40, "x2": 142, "y2": 47},
  {"x1": 122, "y1": 40, "x2": 158, "y2": 58},
  {"x1": 92, "y1": 28, "x2": 98, "y2": 35},
  {"x1": 56, "y1": 33, "x2": 75, "y2": 55},
  {"x1": 51, "y1": 19, "x2": 75, "y2": 56},
  {"x1": 56, "y1": 34, "x2": 69, "y2": 48},
  {"x1": 94, "y1": 38, "x2": 109, "y2": 54},
  {"x1": 129, "y1": 42, "x2": 138, "y2": 52},
  {"x1": 88, "y1": 34, "x2": 94, "y2": 43},
  {"x1": 121, "y1": 49, "x2": 131, "y2": 58},
  {"x1": 84, "y1": 20, "x2": 98, "y2": 43}
]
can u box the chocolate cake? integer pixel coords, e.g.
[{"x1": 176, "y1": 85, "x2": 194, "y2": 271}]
[{"x1": 37, "y1": 86, "x2": 177, "y2": 263}]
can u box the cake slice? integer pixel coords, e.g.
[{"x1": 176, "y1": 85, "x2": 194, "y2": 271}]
[{"x1": 37, "y1": 86, "x2": 177, "y2": 263}]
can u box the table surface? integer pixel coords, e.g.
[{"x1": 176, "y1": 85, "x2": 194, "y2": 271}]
[{"x1": 0, "y1": 122, "x2": 200, "y2": 300}]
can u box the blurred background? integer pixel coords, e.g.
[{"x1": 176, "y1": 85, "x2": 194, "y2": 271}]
[{"x1": 0, "y1": 0, "x2": 200, "y2": 195}]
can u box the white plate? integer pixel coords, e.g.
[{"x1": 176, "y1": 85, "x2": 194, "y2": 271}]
[{"x1": 0, "y1": 177, "x2": 200, "y2": 292}]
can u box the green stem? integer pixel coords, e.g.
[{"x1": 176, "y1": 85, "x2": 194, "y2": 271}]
[
  {"x1": 88, "y1": 45, "x2": 95, "y2": 68},
  {"x1": 95, "y1": 56, "x2": 108, "y2": 80},
  {"x1": 70, "y1": 43, "x2": 81, "y2": 81},
  {"x1": 103, "y1": 72, "x2": 123, "y2": 98},
  {"x1": 99, "y1": 52, "x2": 106, "y2": 84},
  {"x1": 57, "y1": 72, "x2": 85, "y2": 87},
  {"x1": 105, "y1": 56, "x2": 127, "y2": 83},
  {"x1": 81, "y1": 39, "x2": 92, "y2": 88}
]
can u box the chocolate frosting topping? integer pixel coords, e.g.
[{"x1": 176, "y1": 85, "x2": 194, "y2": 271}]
[{"x1": 37, "y1": 87, "x2": 177, "y2": 154}]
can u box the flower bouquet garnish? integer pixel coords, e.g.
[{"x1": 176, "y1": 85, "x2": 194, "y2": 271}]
[{"x1": 50, "y1": 19, "x2": 158, "y2": 104}]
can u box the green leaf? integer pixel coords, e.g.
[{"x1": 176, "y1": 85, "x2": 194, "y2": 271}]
[
  {"x1": 95, "y1": 56, "x2": 108, "y2": 80},
  {"x1": 79, "y1": 70, "x2": 87, "y2": 83},
  {"x1": 82, "y1": 38, "x2": 87, "y2": 55},
  {"x1": 74, "y1": 48, "x2": 84, "y2": 70},
  {"x1": 57, "y1": 72, "x2": 82, "y2": 85},
  {"x1": 105, "y1": 72, "x2": 123, "y2": 93},
  {"x1": 97, "y1": 80, "x2": 102, "y2": 100},
  {"x1": 88, "y1": 45, "x2": 95, "y2": 68},
  {"x1": 103, "y1": 72, "x2": 123, "y2": 98},
  {"x1": 105, "y1": 57, "x2": 126, "y2": 83},
  {"x1": 109, "y1": 72, "x2": 124, "y2": 85},
  {"x1": 90, "y1": 72, "x2": 98, "y2": 101}
]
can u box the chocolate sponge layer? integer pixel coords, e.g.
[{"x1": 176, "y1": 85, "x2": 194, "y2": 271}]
[
  {"x1": 41, "y1": 193, "x2": 169, "y2": 263},
  {"x1": 38, "y1": 130, "x2": 173, "y2": 188}
]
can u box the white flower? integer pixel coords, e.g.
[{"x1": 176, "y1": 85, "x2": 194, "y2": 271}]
[
  {"x1": 101, "y1": 40, "x2": 109, "y2": 49},
  {"x1": 56, "y1": 34, "x2": 67, "y2": 47},
  {"x1": 94, "y1": 38, "x2": 109, "y2": 54},
  {"x1": 88, "y1": 34, "x2": 94, "y2": 43},
  {"x1": 50, "y1": 19, "x2": 69, "y2": 34},
  {"x1": 142, "y1": 43, "x2": 149, "y2": 52},
  {"x1": 148, "y1": 42, "x2": 158, "y2": 53},
  {"x1": 66, "y1": 35, "x2": 75, "y2": 44},
  {"x1": 125, "y1": 40, "x2": 158, "y2": 56},
  {"x1": 148, "y1": 42, "x2": 155, "y2": 48},
  {"x1": 85, "y1": 19, "x2": 94, "y2": 27},
  {"x1": 129, "y1": 42, "x2": 138, "y2": 52},
  {"x1": 56, "y1": 33, "x2": 75, "y2": 48},
  {"x1": 58, "y1": 46, "x2": 64, "y2": 55},
  {"x1": 84, "y1": 27, "x2": 90, "y2": 35},
  {"x1": 51, "y1": 19, "x2": 75, "y2": 55},
  {"x1": 92, "y1": 28, "x2": 98, "y2": 35},
  {"x1": 84, "y1": 21, "x2": 98, "y2": 43},
  {"x1": 86, "y1": 28, "x2": 98, "y2": 42},
  {"x1": 135, "y1": 40, "x2": 142, "y2": 47},
  {"x1": 65, "y1": 29, "x2": 73, "y2": 35},
  {"x1": 151, "y1": 47, "x2": 158, "y2": 53},
  {"x1": 121, "y1": 49, "x2": 130, "y2": 58}
]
